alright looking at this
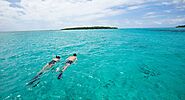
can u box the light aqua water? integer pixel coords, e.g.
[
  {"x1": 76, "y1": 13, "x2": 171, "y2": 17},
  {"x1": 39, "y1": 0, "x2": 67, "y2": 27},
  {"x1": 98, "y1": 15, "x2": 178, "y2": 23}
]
[{"x1": 0, "y1": 28, "x2": 185, "y2": 100}]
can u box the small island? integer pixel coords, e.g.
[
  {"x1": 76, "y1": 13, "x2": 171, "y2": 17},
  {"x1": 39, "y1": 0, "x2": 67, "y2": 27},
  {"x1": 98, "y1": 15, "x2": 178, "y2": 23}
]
[
  {"x1": 61, "y1": 26, "x2": 118, "y2": 30},
  {"x1": 176, "y1": 25, "x2": 185, "y2": 28}
]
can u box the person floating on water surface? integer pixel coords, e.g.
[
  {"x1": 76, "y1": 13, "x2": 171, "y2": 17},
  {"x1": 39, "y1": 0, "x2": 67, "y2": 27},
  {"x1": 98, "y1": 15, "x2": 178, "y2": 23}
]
[
  {"x1": 38, "y1": 55, "x2": 60, "y2": 72},
  {"x1": 57, "y1": 53, "x2": 77, "y2": 79},
  {"x1": 27, "y1": 56, "x2": 61, "y2": 85}
]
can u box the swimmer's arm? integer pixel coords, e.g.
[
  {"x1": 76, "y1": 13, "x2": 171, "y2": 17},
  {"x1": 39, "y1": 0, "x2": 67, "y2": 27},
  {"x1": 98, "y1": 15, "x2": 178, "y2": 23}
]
[
  {"x1": 42, "y1": 64, "x2": 49, "y2": 70},
  {"x1": 65, "y1": 57, "x2": 70, "y2": 61},
  {"x1": 73, "y1": 58, "x2": 78, "y2": 64}
]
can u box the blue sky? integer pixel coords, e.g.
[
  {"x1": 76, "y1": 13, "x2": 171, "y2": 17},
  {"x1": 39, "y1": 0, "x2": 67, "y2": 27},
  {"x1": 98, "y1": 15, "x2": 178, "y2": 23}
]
[{"x1": 0, "y1": 0, "x2": 185, "y2": 31}]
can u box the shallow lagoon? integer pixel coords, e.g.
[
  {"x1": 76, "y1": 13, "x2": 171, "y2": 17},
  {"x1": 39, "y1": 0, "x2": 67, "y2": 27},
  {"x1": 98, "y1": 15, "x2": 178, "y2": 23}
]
[{"x1": 0, "y1": 28, "x2": 185, "y2": 100}]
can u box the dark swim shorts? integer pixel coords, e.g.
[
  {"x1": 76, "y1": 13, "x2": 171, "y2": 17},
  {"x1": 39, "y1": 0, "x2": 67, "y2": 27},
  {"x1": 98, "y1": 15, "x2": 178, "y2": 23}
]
[
  {"x1": 66, "y1": 60, "x2": 73, "y2": 64},
  {"x1": 49, "y1": 60, "x2": 56, "y2": 65}
]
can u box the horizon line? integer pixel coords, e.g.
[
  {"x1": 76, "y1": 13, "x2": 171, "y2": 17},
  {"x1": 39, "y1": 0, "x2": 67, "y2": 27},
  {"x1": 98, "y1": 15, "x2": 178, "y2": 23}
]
[{"x1": 0, "y1": 27, "x2": 177, "y2": 33}]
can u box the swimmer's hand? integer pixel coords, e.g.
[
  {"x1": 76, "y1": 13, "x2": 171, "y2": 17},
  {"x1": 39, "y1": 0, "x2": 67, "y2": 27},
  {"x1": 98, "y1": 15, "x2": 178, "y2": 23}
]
[{"x1": 73, "y1": 59, "x2": 77, "y2": 64}]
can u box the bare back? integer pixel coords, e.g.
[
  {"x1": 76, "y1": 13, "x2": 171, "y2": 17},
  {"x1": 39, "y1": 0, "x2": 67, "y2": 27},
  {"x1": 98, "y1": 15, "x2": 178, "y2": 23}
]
[{"x1": 67, "y1": 56, "x2": 77, "y2": 62}]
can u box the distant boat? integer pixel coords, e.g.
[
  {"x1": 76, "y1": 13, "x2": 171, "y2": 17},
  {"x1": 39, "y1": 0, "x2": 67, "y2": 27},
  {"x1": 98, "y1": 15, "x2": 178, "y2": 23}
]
[{"x1": 61, "y1": 26, "x2": 118, "y2": 30}]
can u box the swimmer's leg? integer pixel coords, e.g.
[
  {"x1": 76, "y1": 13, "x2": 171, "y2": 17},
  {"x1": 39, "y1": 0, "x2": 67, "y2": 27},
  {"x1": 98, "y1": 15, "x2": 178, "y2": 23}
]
[
  {"x1": 62, "y1": 64, "x2": 70, "y2": 72},
  {"x1": 38, "y1": 64, "x2": 51, "y2": 73},
  {"x1": 27, "y1": 70, "x2": 44, "y2": 86},
  {"x1": 57, "y1": 64, "x2": 70, "y2": 79},
  {"x1": 33, "y1": 72, "x2": 43, "y2": 80}
]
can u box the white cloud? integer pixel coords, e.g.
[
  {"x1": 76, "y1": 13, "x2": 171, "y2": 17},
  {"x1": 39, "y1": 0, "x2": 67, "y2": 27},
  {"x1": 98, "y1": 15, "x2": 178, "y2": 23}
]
[
  {"x1": 127, "y1": 5, "x2": 144, "y2": 10},
  {"x1": 161, "y1": 2, "x2": 172, "y2": 5},
  {"x1": 2, "y1": 0, "x2": 127, "y2": 21},
  {"x1": 172, "y1": 0, "x2": 185, "y2": 4},
  {"x1": 167, "y1": 17, "x2": 185, "y2": 24},
  {"x1": 0, "y1": 0, "x2": 148, "y2": 31},
  {"x1": 145, "y1": 12, "x2": 156, "y2": 16},
  {"x1": 0, "y1": 0, "x2": 185, "y2": 31},
  {"x1": 164, "y1": 10, "x2": 171, "y2": 13},
  {"x1": 143, "y1": 12, "x2": 164, "y2": 19},
  {"x1": 154, "y1": 0, "x2": 185, "y2": 11},
  {"x1": 153, "y1": 21, "x2": 162, "y2": 24}
]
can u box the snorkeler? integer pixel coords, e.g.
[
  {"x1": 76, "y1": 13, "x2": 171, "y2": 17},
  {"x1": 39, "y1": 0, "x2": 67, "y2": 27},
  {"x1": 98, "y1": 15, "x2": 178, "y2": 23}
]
[
  {"x1": 27, "y1": 56, "x2": 61, "y2": 85},
  {"x1": 57, "y1": 53, "x2": 77, "y2": 79},
  {"x1": 38, "y1": 55, "x2": 61, "y2": 74}
]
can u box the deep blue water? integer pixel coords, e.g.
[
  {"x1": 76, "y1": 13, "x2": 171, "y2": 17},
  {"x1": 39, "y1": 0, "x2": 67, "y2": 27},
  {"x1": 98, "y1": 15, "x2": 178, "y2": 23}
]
[{"x1": 0, "y1": 28, "x2": 185, "y2": 100}]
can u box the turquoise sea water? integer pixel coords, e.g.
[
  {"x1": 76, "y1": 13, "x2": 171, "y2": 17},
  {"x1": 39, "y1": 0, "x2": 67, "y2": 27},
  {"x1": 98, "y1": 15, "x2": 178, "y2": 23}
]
[{"x1": 0, "y1": 28, "x2": 185, "y2": 100}]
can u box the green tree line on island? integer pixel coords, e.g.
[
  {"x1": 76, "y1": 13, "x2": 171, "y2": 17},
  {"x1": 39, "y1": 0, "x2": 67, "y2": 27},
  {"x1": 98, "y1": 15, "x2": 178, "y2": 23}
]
[
  {"x1": 176, "y1": 25, "x2": 185, "y2": 28},
  {"x1": 61, "y1": 26, "x2": 118, "y2": 30}
]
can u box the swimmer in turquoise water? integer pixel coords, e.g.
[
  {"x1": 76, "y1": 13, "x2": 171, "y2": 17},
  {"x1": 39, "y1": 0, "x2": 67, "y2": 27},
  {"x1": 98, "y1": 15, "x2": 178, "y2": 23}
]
[
  {"x1": 38, "y1": 55, "x2": 61, "y2": 74},
  {"x1": 27, "y1": 56, "x2": 61, "y2": 85},
  {"x1": 56, "y1": 53, "x2": 77, "y2": 79}
]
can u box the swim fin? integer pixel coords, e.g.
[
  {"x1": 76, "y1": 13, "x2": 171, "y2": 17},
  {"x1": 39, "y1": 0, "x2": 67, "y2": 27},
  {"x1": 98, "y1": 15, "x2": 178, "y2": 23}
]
[
  {"x1": 33, "y1": 81, "x2": 40, "y2": 87},
  {"x1": 58, "y1": 72, "x2": 63, "y2": 79},
  {"x1": 27, "y1": 77, "x2": 40, "y2": 86},
  {"x1": 27, "y1": 72, "x2": 43, "y2": 86}
]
